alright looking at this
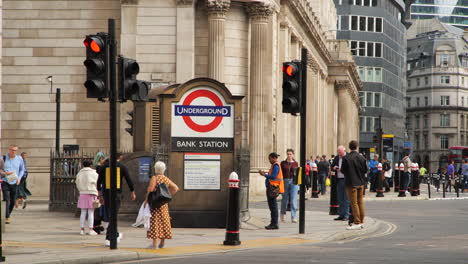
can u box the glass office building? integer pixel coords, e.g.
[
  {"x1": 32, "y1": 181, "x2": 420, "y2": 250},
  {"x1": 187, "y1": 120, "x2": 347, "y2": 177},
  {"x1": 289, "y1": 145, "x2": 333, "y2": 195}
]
[{"x1": 410, "y1": 0, "x2": 468, "y2": 29}]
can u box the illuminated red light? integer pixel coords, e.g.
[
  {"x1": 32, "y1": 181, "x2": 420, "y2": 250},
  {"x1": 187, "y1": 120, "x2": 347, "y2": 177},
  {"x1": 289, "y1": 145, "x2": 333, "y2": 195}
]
[{"x1": 83, "y1": 37, "x2": 102, "y2": 53}]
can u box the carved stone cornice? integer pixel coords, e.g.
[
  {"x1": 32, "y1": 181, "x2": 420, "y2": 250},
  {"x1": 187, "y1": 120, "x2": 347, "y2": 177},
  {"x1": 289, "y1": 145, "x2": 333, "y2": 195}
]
[
  {"x1": 245, "y1": 0, "x2": 274, "y2": 22},
  {"x1": 307, "y1": 55, "x2": 320, "y2": 73},
  {"x1": 335, "y1": 80, "x2": 360, "y2": 107},
  {"x1": 285, "y1": 0, "x2": 332, "y2": 64},
  {"x1": 206, "y1": 0, "x2": 230, "y2": 17}
]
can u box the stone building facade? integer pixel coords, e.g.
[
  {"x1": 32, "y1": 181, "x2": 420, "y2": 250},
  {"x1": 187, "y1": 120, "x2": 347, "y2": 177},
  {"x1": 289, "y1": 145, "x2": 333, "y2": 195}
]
[
  {"x1": 406, "y1": 19, "x2": 468, "y2": 172},
  {"x1": 1, "y1": 0, "x2": 361, "y2": 197}
]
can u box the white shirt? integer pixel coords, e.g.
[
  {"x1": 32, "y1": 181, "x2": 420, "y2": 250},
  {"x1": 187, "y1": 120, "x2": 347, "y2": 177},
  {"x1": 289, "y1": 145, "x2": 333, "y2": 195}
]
[{"x1": 337, "y1": 156, "x2": 345, "y2": 179}]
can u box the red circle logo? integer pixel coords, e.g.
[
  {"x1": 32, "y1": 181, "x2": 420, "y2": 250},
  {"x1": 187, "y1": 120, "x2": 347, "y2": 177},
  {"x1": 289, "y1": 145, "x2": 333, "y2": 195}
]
[{"x1": 181, "y1": 89, "x2": 224, "y2": 133}]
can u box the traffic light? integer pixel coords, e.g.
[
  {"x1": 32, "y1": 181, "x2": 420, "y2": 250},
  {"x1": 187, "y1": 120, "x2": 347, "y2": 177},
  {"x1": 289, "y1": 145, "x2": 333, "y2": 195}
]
[
  {"x1": 118, "y1": 56, "x2": 149, "y2": 102},
  {"x1": 83, "y1": 33, "x2": 109, "y2": 99},
  {"x1": 125, "y1": 110, "x2": 134, "y2": 136},
  {"x1": 281, "y1": 61, "x2": 302, "y2": 114}
]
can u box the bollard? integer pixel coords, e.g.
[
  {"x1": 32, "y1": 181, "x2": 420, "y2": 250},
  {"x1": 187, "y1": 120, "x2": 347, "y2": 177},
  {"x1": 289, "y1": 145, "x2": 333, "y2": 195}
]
[
  {"x1": 329, "y1": 170, "x2": 339, "y2": 215},
  {"x1": 411, "y1": 163, "x2": 419, "y2": 196},
  {"x1": 456, "y1": 175, "x2": 460, "y2": 198},
  {"x1": 442, "y1": 175, "x2": 446, "y2": 198},
  {"x1": 398, "y1": 163, "x2": 406, "y2": 197},
  {"x1": 376, "y1": 163, "x2": 384, "y2": 197},
  {"x1": 311, "y1": 163, "x2": 319, "y2": 198},
  {"x1": 426, "y1": 175, "x2": 431, "y2": 199},
  {"x1": 224, "y1": 172, "x2": 241, "y2": 246},
  {"x1": 394, "y1": 163, "x2": 400, "y2": 192}
]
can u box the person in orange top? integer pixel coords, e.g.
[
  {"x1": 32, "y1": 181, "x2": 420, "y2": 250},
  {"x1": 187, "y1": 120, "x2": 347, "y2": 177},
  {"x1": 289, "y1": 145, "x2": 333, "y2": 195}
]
[{"x1": 259, "y1": 152, "x2": 284, "y2": 230}]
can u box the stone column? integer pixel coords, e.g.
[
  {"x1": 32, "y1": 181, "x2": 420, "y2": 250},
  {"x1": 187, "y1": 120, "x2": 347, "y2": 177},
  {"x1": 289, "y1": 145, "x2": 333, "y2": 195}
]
[
  {"x1": 177, "y1": 0, "x2": 196, "y2": 83},
  {"x1": 206, "y1": 0, "x2": 230, "y2": 82},
  {"x1": 246, "y1": 1, "x2": 274, "y2": 170}
]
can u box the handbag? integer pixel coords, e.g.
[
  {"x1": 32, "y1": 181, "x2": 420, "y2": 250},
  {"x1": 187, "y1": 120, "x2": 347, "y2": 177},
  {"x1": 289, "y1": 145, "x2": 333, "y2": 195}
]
[
  {"x1": 93, "y1": 199, "x2": 101, "y2": 209},
  {"x1": 148, "y1": 179, "x2": 172, "y2": 209},
  {"x1": 267, "y1": 184, "x2": 280, "y2": 199},
  {"x1": 5, "y1": 172, "x2": 18, "y2": 183},
  {"x1": 325, "y1": 177, "x2": 331, "y2": 187}
]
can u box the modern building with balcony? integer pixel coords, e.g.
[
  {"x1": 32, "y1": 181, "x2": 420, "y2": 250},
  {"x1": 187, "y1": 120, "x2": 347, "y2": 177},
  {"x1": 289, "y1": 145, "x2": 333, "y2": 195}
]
[
  {"x1": 410, "y1": 0, "x2": 468, "y2": 29},
  {"x1": 406, "y1": 19, "x2": 468, "y2": 171},
  {"x1": 334, "y1": 0, "x2": 408, "y2": 162}
]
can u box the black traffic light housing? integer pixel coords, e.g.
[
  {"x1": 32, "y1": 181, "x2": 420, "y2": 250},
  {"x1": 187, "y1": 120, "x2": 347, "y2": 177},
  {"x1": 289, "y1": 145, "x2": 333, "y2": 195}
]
[
  {"x1": 125, "y1": 110, "x2": 134, "y2": 136},
  {"x1": 282, "y1": 61, "x2": 302, "y2": 115},
  {"x1": 118, "y1": 56, "x2": 149, "y2": 102},
  {"x1": 83, "y1": 33, "x2": 109, "y2": 99}
]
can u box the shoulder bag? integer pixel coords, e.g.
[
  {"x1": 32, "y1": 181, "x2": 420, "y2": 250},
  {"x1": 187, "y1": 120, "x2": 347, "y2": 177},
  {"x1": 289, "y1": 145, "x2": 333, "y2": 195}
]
[
  {"x1": 148, "y1": 177, "x2": 172, "y2": 209},
  {"x1": 267, "y1": 184, "x2": 280, "y2": 199}
]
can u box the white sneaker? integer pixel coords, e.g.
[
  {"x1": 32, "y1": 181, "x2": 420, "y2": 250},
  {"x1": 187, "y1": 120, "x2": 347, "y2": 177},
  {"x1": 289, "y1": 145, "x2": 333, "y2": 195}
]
[
  {"x1": 292, "y1": 218, "x2": 298, "y2": 223},
  {"x1": 80, "y1": 230, "x2": 85, "y2": 235},
  {"x1": 280, "y1": 214, "x2": 285, "y2": 222},
  {"x1": 105, "y1": 240, "x2": 110, "y2": 246},
  {"x1": 346, "y1": 224, "x2": 363, "y2": 230},
  {"x1": 88, "y1": 230, "x2": 98, "y2": 236},
  {"x1": 405, "y1": 191, "x2": 410, "y2": 195}
]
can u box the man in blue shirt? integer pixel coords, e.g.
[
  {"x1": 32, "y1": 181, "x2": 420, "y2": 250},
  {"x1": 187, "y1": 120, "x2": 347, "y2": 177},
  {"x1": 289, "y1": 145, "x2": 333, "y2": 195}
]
[
  {"x1": 445, "y1": 160, "x2": 455, "y2": 192},
  {"x1": 2, "y1": 145, "x2": 25, "y2": 223},
  {"x1": 368, "y1": 154, "x2": 379, "y2": 192},
  {"x1": 462, "y1": 159, "x2": 468, "y2": 192}
]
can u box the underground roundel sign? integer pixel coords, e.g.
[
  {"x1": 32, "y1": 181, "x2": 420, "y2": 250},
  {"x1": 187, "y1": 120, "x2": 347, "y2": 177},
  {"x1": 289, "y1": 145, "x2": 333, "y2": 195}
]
[{"x1": 171, "y1": 87, "x2": 234, "y2": 152}]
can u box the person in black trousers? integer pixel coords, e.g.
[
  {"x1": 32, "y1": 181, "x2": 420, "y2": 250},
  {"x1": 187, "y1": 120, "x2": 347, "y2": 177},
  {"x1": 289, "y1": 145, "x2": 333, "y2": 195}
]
[{"x1": 97, "y1": 153, "x2": 136, "y2": 246}]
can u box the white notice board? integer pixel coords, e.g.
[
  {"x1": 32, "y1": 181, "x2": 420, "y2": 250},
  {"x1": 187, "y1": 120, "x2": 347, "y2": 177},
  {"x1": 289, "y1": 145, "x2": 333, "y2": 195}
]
[{"x1": 184, "y1": 153, "x2": 221, "y2": 190}]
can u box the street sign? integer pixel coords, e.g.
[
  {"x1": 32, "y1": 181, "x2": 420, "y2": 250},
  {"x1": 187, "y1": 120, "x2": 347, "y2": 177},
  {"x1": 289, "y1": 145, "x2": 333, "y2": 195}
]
[
  {"x1": 383, "y1": 134, "x2": 394, "y2": 138},
  {"x1": 383, "y1": 137, "x2": 394, "y2": 152},
  {"x1": 370, "y1": 147, "x2": 376, "y2": 153},
  {"x1": 404, "y1": 141, "x2": 412, "y2": 149},
  {"x1": 171, "y1": 87, "x2": 234, "y2": 152}
]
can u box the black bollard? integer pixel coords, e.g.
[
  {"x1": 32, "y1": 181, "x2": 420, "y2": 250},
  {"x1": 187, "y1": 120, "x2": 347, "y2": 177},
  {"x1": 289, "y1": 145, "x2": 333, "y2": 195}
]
[
  {"x1": 376, "y1": 163, "x2": 384, "y2": 197},
  {"x1": 329, "y1": 170, "x2": 339, "y2": 215},
  {"x1": 442, "y1": 176, "x2": 446, "y2": 198},
  {"x1": 311, "y1": 163, "x2": 319, "y2": 198},
  {"x1": 411, "y1": 163, "x2": 419, "y2": 196},
  {"x1": 394, "y1": 163, "x2": 400, "y2": 193},
  {"x1": 456, "y1": 175, "x2": 460, "y2": 198},
  {"x1": 398, "y1": 163, "x2": 406, "y2": 197},
  {"x1": 427, "y1": 175, "x2": 431, "y2": 199},
  {"x1": 224, "y1": 172, "x2": 241, "y2": 246}
]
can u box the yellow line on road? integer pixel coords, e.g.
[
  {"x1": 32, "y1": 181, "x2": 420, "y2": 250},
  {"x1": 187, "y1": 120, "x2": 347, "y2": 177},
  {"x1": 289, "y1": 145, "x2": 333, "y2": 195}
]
[{"x1": 123, "y1": 237, "x2": 318, "y2": 256}]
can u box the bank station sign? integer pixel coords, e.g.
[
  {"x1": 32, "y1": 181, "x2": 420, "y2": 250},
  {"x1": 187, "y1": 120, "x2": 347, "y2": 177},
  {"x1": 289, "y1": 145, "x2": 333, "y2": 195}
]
[{"x1": 171, "y1": 87, "x2": 234, "y2": 152}]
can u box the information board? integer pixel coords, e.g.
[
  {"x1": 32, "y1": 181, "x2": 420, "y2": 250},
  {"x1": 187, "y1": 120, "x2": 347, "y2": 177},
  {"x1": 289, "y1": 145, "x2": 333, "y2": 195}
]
[{"x1": 184, "y1": 153, "x2": 220, "y2": 190}]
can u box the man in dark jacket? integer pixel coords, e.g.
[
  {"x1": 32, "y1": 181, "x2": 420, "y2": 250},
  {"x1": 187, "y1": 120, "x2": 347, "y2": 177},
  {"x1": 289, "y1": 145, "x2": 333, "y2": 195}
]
[
  {"x1": 331, "y1": 146, "x2": 349, "y2": 221},
  {"x1": 97, "y1": 153, "x2": 136, "y2": 246},
  {"x1": 341, "y1": 140, "x2": 367, "y2": 230}
]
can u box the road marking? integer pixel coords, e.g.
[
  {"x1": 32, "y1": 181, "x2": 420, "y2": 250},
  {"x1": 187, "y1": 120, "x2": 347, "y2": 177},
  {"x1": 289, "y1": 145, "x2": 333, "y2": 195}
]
[
  {"x1": 121, "y1": 237, "x2": 318, "y2": 256},
  {"x1": 338, "y1": 221, "x2": 397, "y2": 243},
  {"x1": 5, "y1": 241, "x2": 107, "y2": 251}
]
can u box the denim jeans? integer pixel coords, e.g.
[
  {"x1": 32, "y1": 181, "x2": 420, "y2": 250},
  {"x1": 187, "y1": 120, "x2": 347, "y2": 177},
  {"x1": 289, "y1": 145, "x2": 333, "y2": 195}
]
[
  {"x1": 280, "y1": 178, "x2": 299, "y2": 220},
  {"x1": 337, "y1": 178, "x2": 349, "y2": 219},
  {"x1": 463, "y1": 175, "x2": 468, "y2": 192},
  {"x1": 2, "y1": 182, "x2": 17, "y2": 218},
  {"x1": 318, "y1": 173, "x2": 327, "y2": 195},
  {"x1": 266, "y1": 191, "x2": 278, "y2": 226}
]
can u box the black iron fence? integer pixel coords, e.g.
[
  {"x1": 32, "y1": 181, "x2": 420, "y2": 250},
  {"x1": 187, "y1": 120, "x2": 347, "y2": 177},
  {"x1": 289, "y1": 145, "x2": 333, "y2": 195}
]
[{"x1": 49, "y1": 150, "x2": 100, "y2": 212}]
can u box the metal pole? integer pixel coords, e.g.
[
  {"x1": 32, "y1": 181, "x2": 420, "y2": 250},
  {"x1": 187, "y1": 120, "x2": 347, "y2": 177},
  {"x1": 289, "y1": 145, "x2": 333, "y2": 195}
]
[
  {"x1": 299, "y1": 48, "x2": 307, "y2": 234},
  {"x1": 56, "y1": 88, "x2": 61, "y2": 154},
  {"x1": 108, "y1": 19, "x2": 119, "y2": 250}
]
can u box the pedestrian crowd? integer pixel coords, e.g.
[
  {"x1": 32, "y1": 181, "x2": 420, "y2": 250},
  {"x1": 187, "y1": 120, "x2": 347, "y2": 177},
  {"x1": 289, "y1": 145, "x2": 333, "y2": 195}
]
[{"x1": 259, "y1": 140, "x2": 368, "y2": 230}]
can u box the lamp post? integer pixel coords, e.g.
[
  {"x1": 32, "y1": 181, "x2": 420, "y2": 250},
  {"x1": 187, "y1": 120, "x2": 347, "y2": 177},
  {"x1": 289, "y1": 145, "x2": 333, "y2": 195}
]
[{"x1": 46, "y1": 76, "x2": 60, "y2": 154}]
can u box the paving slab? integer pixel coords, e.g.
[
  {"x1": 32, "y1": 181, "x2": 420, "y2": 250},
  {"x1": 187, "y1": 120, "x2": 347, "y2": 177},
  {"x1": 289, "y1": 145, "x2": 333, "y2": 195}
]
[{"x1": 1, "y1": 201, "x2": 387, "y2": 264}]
